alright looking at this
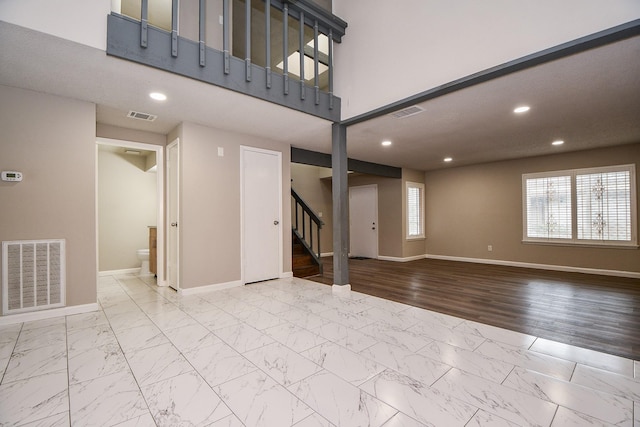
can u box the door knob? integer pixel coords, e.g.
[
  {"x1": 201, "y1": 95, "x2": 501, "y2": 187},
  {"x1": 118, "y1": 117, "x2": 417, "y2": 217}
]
[
  {"x1": 171, "y1": 222, "x2": 178, "y2": 227},
  {"x1": 274, "y1": 220, "x2": 280, "y2": 225}
]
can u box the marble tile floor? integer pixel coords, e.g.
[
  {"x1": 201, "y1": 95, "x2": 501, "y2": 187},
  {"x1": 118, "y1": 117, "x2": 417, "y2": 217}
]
[{"x1": 0, "y1": 273, "x2": 639, "y2": 426}]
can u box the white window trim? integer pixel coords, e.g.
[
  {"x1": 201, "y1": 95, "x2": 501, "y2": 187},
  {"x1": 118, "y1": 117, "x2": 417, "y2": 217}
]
[
  {"x1": 522, "y1": 164, "x2": 638, "y2": 248},
  {"x1": 406, "y1": 181, "x2": 425, "y2": 240}
]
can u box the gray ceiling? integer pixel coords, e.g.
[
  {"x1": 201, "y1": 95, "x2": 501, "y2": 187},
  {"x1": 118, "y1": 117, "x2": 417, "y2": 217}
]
[{"x1": 1, "y1": 20, "x2": 639, "y2": 172}]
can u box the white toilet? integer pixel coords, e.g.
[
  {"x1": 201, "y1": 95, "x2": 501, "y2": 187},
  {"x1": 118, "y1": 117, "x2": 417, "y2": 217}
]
[{"x1": 136, "y1": 249, "x2": 150, "y2": 274}]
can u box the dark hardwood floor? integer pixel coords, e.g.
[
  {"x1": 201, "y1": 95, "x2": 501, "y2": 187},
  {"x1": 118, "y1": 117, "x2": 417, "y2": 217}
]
[{"x1": 308, "y1": 257, "x2": 640, "y2": 360}]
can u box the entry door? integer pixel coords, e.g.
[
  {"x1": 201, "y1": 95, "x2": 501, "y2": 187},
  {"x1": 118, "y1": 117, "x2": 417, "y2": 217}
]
[
  {"x1": 349, "y1": 185, "x2": 378, "y2": 258},
  {"x1": 167, "y1": 140, "x2": 179, "y2": 290},
  {"x1": 242, "y1": 147, "x2": 282, "y2": 283}
]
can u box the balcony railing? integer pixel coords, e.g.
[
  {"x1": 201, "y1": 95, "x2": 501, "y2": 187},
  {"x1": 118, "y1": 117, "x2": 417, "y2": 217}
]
[{"x1": 107, "y1": 0, "x2": 347, "y2": 121}]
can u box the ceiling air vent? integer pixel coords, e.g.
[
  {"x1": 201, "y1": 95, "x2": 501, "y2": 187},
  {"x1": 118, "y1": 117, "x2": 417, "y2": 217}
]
[
  {"x1": 127, "y1": 111, "x2": 157, "y2": 122},
  {"x1": 389, "y1": 105, "x2": 425, "y2": 119}
]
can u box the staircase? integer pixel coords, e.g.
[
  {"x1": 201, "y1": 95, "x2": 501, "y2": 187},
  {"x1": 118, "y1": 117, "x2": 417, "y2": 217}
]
[
  {"x1": 292, "y1": 232, "x2": 320, "y2": 277},
  {"x1": 291, "y1": 189, "x2": 323, "y2": 278}
]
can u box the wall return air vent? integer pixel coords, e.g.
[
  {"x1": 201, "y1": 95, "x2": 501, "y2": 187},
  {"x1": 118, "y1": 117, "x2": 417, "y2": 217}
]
[
  {"x1": 389, "y1": 105, "x2": 425, "y2": 119},
  {"x1": 2, "y1": 239, "x2": 66, "y2": 315},
  {"x1": 127, "y1": 110, "x2": 157, "y2": 122}
]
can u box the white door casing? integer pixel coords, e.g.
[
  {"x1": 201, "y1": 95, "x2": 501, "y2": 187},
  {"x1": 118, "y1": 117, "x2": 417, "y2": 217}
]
[
  {"x1": 95, "y1": 137, "x2": 165, "y2": 285},
  {"x1": 349, "y1": 184, "x2": 379, "y2": 259},
  {"x1": 241, "y1": 146, "x2": 282, "y2": 284},
  {"x1": 167, "y1": 139, "x2": 179, "y2": 290}
]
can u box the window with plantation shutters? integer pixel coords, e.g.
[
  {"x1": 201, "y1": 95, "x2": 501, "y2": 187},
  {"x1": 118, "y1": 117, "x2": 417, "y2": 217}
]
[
  {"x1": 523, "y1": 165, "x2": 637, "y2": 247},
  {"x1": 576, "y1": 168, "x2": 632, "y2": 242},
  {"x1": 406, "y1": 182, "x2": 425, "y2": 239},
  {"x1": 525, "y1": 175, "x2": 572, "y2": 240}
]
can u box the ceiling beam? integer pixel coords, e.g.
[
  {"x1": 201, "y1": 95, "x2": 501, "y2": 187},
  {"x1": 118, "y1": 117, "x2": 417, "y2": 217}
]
[
  {"x1": 342, "y1": 19, "x2": 640, "y2": 127},
  {"x1": 291, "y1": 147, "x2": 402, "y2": 178}
]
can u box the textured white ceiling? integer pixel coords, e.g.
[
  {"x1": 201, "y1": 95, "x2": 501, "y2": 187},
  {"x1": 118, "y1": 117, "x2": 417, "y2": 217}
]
[
  {"x1": 0, "y1": 21, "x2": 332, "y2": 149},
  {"x1": 1, "y1": 21, "x2": 638, "y2": 172},
  {"x1": 345, "y1": 36, "x2": 640, "y2": 170}
]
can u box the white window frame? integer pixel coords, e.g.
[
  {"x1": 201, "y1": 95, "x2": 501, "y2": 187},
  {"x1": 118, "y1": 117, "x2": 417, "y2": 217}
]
[
  {"x1": 523, "y1": 164, "x2": 638, "y2": 248},
  {"x1": 406, "y1": 181, "x2": 425, "y2": 240}
]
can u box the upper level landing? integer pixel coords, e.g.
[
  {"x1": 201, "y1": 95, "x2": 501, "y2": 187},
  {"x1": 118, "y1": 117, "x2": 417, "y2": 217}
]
[{"x1": 107, "y1": 0, "x2": 347, "y2": 122}]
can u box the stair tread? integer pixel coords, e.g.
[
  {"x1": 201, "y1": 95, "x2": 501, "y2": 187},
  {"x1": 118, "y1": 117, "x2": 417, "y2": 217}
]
[
  {"x1": 293, "y1": 265, "x2": 320, "y2": 278},
  {"x1": 292, "y1": 230, "x2": 321, "y2": 278}
]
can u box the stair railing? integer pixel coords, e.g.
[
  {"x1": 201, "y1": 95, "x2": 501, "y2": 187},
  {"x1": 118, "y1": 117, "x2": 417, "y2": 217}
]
[{"x1": 291, "y1": 188, "x2": 323, "y2": 272}]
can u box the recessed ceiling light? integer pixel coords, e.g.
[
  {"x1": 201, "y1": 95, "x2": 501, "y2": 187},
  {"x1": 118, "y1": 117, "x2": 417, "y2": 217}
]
[
  {"x1": 513, "y1": 106, "x2": 530, "y2": 113},
  {"x1": 444, "y1": 157, "x2": 453, "y2": 162},
  {"x1": 552, "y1": 140, "x2": 564, "y2": 146},
  {"x1": 381, "y1": 140, "x2": 392, "y2": 146},
  {"x1": 149, "y1": 92, "x2": 167, "y2": 101}
]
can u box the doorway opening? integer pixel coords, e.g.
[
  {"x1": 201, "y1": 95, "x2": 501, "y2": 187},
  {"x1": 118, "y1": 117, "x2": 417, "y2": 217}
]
[{"x1": 96, "y1": 137, "x2": 165, "y2": 286}]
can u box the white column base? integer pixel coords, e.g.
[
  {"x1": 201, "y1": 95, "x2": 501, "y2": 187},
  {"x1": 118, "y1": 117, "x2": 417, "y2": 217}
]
[{"x1": 332, "y1": 284, "x2": 351, "y2": 294}]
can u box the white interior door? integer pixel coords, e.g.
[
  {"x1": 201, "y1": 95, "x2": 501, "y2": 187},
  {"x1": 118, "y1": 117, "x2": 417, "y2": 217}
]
[
  {"x1": 242, "y1": 147, "x2": 281, "y2": 283},
  {"x1": 349, "y1": 185, "x2": 378, "y2": 258},
  {"x1": 167, "y1": 140, "x2": 179, "y2": 290}
]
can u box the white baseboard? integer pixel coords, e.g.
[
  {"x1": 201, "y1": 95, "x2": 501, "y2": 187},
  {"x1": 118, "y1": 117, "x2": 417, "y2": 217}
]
[
  {"x1": 378, "y1": 254, "x2": 427, "y2": 263},
  {"x1": 0, "y1": 303, "x2": 100, "y2": 326},
  {"x1": 178, "y1": 280, "x2": 243, "y2": 295},
  {"x1": 280, "y1": 271, "x2": 294, "y2": 279},
  {"x1": 321, "y1": 252, "x2": 333, "y2": 258},
  {"x1": 425, "y1": 254, "x2": 640, "y2": 279},
  {"x1": 99, "y1": 268, "x2": 140, "y2": 276}
]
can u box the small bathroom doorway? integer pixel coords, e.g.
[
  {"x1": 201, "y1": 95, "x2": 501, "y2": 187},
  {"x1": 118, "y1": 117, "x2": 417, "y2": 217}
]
[{"x1": 96, "y1": 138, "x2": 165, "y2": 286}]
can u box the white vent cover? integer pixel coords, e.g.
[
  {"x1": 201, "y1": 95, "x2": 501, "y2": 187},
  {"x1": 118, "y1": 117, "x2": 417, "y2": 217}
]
[
  {"x1": 2, "y1": 240, "x2": 66, "y2": 315},
  {"x1": 389, "y1": 105, "x2": 425, "y2": 119},
  {"x1": 127, "y1": 110, "x2": 158, "y2": 122}
]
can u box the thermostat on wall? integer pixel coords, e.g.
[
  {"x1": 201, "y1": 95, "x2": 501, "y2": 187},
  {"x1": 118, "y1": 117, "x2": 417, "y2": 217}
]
[{"x1": 1, "y1": 171, "x2": 23, "y2": 182}]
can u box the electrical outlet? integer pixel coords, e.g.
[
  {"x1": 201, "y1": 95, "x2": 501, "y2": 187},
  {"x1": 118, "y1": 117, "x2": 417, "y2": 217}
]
[{"x1": 487, "y1": 245, "x2": 493, "y2": 252}]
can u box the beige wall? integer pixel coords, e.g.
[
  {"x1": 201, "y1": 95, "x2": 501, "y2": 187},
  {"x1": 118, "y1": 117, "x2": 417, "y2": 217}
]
[
  {"x1": 424, "y1": 144, "x2": 640, "y2": 274},
  {"x1": 0, "y1": 85, "x2": 97, "y2": 310},
  {"x1": 290, "y1": 163, "x2": 333, "y2": 255},
  {"x1": 333, "y1": 0, "x2": 640, "y2": 119},
  {"x1": 177, "y1": 122, "x2": 292, "y2": 289},
  {"x1": 348, "y1": 174, "x2": 402, "y2": 258},
  {"x1": 291, "y1": 165, "x2": 420, "y2": 259},
  {"x1": 97, "y1": 148, "x2": 157, "y2": 271},
  {"x1": 97, "y1": 123, "x2": 166, "y2": 146},
  {"x1": 179, "y1": 1, "x2": 226, "y2": 50}
]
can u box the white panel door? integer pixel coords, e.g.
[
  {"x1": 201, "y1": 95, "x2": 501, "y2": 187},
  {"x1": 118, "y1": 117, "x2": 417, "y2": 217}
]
[
  {"x1": 167, "y1": 140, "x2": 179, "y2": 290},
  {"x1": 242, "y1": 147, "x2": 281, "y2": 283},
  {"x1": 349, "y1": 185, "x2": 378, "y2": 259}
]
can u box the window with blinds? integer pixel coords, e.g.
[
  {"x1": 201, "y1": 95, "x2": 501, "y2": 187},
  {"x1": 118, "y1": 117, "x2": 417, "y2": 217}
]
[
  {"x1": 406, "y1": 182, "x2": 425, "y2": 239},
  {"x1": 577, "y1": 169, "x2": 631, "y2": 241},
  {"x1": 523, "y1": 165, "x2": 637, "y2": 246},
  {"x1": 525, "y1": 176, "x2": 572, "y2": 239}
]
